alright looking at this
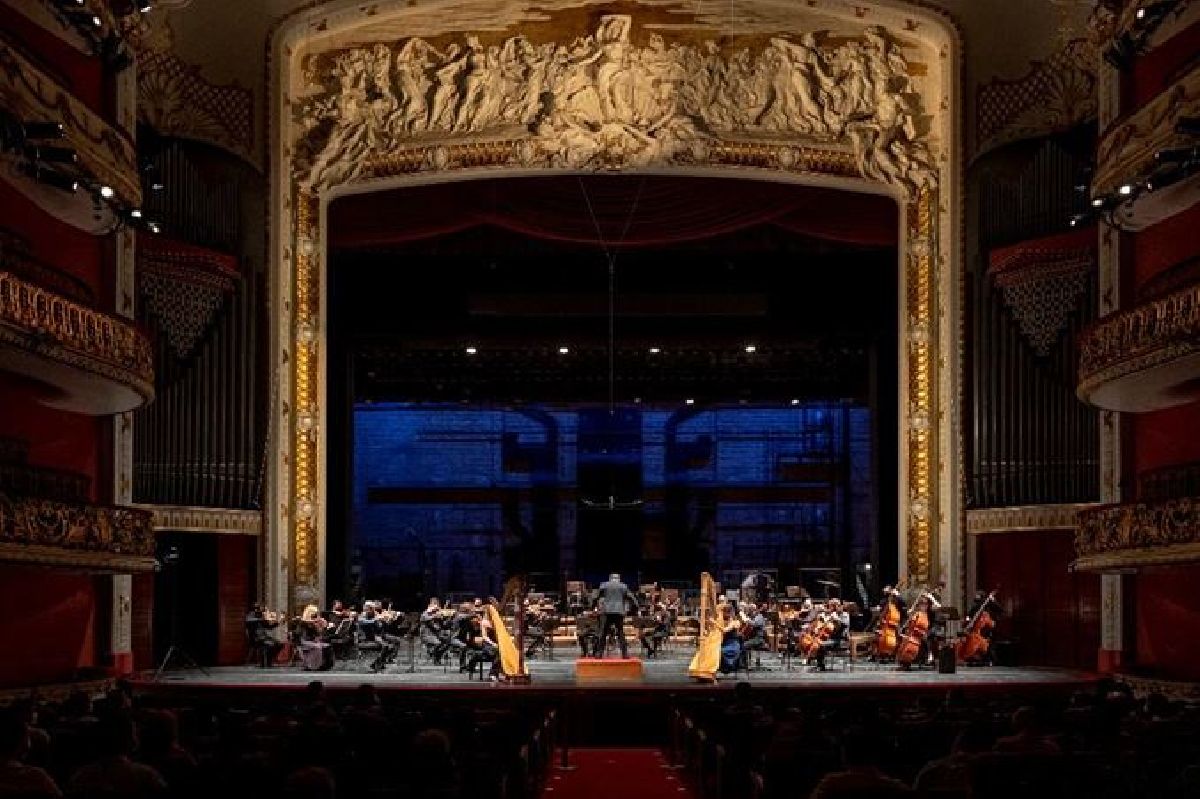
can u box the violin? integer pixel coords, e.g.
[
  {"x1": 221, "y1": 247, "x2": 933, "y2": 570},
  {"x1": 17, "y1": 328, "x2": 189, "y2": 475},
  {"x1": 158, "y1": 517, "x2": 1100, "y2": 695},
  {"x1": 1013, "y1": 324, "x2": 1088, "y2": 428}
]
[{"x1": 955, "y1": 588, "x2": 999, "y2": 664}]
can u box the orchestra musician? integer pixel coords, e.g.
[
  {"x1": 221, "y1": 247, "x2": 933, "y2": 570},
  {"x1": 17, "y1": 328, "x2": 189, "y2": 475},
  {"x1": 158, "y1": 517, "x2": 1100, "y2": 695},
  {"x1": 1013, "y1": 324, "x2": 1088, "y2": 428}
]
[
  {"x1": 639, "y1": 603, "x2": 671, "y2": 658},
  {"x1": 356, "y1": 601, "x2": 396, "y2": 672},
  {"x1": 810, "y1": 598, "x2": 850, "y2": 672},
  {"x1": 299, "y1": 605, "x2": 334, "y2": 671},
  {"x1": 596, "y1": 573, "x2": 639, "y2": 659},
  {"x1": 420, "y1": 598, "x2": 452, "y2": 664},
  {"x1": 244, "y1": 604, "x2": 282, "y2": 668},
  {"x1": 576, "y1": 609, "x2": 601, "y2": 657},
  {"x1": 739, "y1": 602, "x2": 769, "y2": 667},
  {"x1": 718, "y1": 602, "x2": 743, "y2": 674}
]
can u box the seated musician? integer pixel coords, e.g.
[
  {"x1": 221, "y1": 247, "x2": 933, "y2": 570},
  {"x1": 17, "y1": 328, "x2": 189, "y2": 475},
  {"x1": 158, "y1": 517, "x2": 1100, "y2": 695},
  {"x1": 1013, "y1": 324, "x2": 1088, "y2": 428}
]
[
  {"x1": 451, "y1": 603, "x2": 475, "y2": 670},
  {"x1": 463, "y1": 605, "x2": 499, "y2": 678},
  {"x1": 328, "y1": 599, "x2": 353, "y2": 623},
  {"x1": 812, "y1": 598, "x2": 850, "y2": 672},
  {"x1": 741, "y1": 602, "x2": 769, "y2": 656},
  {"x1": 299, "y1": 605, "x2": 334, "y2": 671},
  {"x1": 576, "y1": 609, "x2": 601, "y2": 657},
  {"x1": 639, "y1": 603, "x2": 671, "y2": 657},
  {"x1": 244, "y1": 604, "x2": 282, "y2": 668},
  {"x1": 356, "y1": 601, "x2": 396, "y2": 672},
  {"x1": 718, "y1": 603, "x2": 742, "y2": 675},
  {"x1": 523, "y1": 599, "x2": 547, "y2": 659},
  {"x1": 420, "y1": 598, "x2": 450, "y2": 663}
]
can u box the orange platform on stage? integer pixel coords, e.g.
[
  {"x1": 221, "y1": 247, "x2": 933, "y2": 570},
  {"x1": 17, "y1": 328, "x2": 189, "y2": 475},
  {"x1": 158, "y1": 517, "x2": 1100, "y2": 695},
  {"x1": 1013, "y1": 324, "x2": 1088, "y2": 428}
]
[{"x1": 574, "y1": 657, "x2": 645, "y2": 682}]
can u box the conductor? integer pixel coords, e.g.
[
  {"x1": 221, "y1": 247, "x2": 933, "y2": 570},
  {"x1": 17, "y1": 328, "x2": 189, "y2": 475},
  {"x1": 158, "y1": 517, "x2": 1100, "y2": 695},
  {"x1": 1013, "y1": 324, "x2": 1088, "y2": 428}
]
[{"x1": 597, "y1": 573, "x2": 639, "y2": 658}]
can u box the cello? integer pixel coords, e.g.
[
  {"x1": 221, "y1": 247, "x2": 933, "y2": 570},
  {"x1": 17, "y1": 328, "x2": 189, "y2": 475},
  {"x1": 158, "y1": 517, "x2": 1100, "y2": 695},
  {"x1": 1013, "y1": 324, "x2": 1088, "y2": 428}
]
[
  {"x1": 956, "y1": 588, "x2": 999, "y2": 664},
  {"x1": 894, "y1": 592, "x2": 933, "y2": 668},
  {"x1": 798, "y1": 609, "x2": 836, "y2": 660}
]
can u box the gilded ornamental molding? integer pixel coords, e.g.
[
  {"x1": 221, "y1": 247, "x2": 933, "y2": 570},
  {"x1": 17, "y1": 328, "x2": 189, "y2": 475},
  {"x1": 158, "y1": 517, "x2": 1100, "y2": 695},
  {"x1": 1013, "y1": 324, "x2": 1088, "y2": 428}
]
[
  {"x1": 0, "y1": 491, "x2": 156, "y2": 573},
  {"x1": 1077, "y1": 282, "x2": 1200, "y2": 411},
  {"x1": 270, "y1": 1, "x2": 961, "y2": 610},
  {"x1": 137, "y1": 504, "x2": 262, "y2": 536},
  {"x1": 0, "y1": 270, "x2": 155, "y2": 413},
  {"x1": 966, "y1": 503, "x2": 1100, "y2": 534},
  {"x1": 1075, "y1": 496, "x2": 1200, "y2": 570},
  {"x1": 1092, "y1": 58, "x2": 1200, "y2": 229},
  {"x1": 0, "y1": 40, "x2": 141, "y2": 208}
]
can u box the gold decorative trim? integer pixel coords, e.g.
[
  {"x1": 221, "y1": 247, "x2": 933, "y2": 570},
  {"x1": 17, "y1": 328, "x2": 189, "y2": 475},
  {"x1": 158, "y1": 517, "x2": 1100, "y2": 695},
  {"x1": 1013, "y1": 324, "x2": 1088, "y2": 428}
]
[
  {"x1": 271, "y1": 1, "x2": 962, "y2": 609},
  {"x1": 1077, "y1": 282, "x2": 1200, "y2": 404},
  {"x1": 967, "y1": 503, "x2": 1101, "y2": 534},
  {"x1": 137, "y1": 504, "x2": 262, "y2": 536},
  {"x1": 0, "y1": 492, "x2": 156, "y2": 572},
  {"x1": 1093, "y1": 58, "x2": 1200, "y2": 207},
  {"x1": 1074, "y1": 495, "x2": 1200, "y2": 570},
  {"x1": 0, "y1": 270, "x2": 155, "y2": 407},
  {"x1": 0, "y1": 41, "x2": 141, "y2": 208}
]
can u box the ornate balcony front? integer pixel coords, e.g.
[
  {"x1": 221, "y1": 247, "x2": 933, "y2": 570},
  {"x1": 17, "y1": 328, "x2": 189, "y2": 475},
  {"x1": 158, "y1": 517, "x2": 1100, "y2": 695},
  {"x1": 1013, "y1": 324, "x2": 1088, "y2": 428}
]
[
  {"x1": 1077, "y1": 282, "x2": 1200, "y2": 412},
  {"x1": 0, "y1": 269, "x2": 154, "y2": 414},
  {"x1": 1093, "y1": 59, "x2": 1200, "y2": 231},
  {"x1": 1075, "y1": 496, "x2": 1200, "y2": 571},
  {"x1": 0, "y1": 491, "x2": 156, "y2": 572},
  {"x1": 0, "y1": 39, "x2": 140, "y2": 233}
]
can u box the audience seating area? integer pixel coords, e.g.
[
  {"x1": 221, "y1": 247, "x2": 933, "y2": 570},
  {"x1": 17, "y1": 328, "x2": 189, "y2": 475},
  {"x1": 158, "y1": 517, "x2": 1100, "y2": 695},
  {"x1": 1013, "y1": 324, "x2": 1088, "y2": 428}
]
[
  {"x1": 667, "y1": 680, "x2": 1200, "y2": 799},
  {"x1": 0, "y1": 684, "x2": 557, "y2": 798}
]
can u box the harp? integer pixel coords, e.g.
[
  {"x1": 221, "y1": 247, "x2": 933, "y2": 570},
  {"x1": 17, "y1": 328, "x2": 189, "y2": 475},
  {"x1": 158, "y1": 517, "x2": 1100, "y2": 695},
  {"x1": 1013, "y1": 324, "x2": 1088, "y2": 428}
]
[{"x1": 688, "y1": 571, "x2": 722, "y2": 682}]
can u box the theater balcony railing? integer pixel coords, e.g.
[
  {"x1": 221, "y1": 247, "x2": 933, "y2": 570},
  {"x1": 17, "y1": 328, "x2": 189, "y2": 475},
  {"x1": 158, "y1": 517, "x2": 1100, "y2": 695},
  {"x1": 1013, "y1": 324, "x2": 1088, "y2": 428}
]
[
  {"x1": 1074, "y1": 496, "x2": 1200, "y2": 571},
  {"x1": 1077, "y1": 282, "x2": 1200, "y2": 412},
  {"x1": 1092, "y1": 57, "x2": 1200, "y2": 231},
  {"x1": 0, "y1": 38, "x2": 140, "y2": 233},
  {"x1": 0, "y1": 269, "x2": 154, "y2": 414},
  {"x1": 132, "y1": 504, "x2": 262, "y2": 537},
  {"x1": 0, "y1": 491, "x2": 156, "y2": 572}
]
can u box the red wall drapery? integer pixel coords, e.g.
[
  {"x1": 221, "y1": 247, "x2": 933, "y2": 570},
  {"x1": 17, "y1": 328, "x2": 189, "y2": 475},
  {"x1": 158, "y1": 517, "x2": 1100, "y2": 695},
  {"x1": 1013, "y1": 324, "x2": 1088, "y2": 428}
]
[{"x1": 329, "y1": 176, "x2": 898, "y2": 250}]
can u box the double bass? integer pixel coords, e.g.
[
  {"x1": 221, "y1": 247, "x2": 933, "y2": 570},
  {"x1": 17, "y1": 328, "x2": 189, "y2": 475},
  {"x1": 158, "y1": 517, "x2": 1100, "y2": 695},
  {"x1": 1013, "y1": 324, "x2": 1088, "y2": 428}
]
[
  {"x1": 894, "y1": 593, "x2": 933, "y2": 668},
  {"x1": 874, "y1": 589, "x2": 903, "y2": 658},
  {"x1": 956, "y1": 588, "x2": 999, "y2": 663}
]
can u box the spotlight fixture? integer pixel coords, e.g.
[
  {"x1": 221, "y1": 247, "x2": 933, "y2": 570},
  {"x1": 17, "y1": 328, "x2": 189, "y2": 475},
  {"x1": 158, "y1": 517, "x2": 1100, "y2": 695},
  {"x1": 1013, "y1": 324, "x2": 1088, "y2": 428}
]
[
  {"x1": 1091, "y1": 197, "x2": 1105, "y2": 208},
  {"x1": 150, "y1": 180, "x2": 164, "y2": 192},
  {"x1": 146, "y1": 221, "x2": 162, "y2": 234},
  {"x1": 129, "y1": 208, "x2": 142, "y2": 219},
  {"x1": 791, "y1": 398, "x2": 801, "y2": 406},
  {"x1": 558, "y1": 346, "x2": 569, "y2": 354},
  {"x1": 685, "y1": 398, "x2": 695, "y2": 405},
  {"x1": 140, "y1": 1, "x2": 154, "y2": 11},
  {"x1": 648, "y1": 346, "x2": 660, "y2": 354},
  {"x1": 464, "y1": 346, "x2": 477, "y2": 355},
  {"x1": 744, "y1": 344, "x2": 757, "y2": 353},
  {"x1": 98, "y1": 184, "x2": 115, "y2": 199},
  {"x1": 1118, "y1": 183, "x2": 1134, "y2": 196}
]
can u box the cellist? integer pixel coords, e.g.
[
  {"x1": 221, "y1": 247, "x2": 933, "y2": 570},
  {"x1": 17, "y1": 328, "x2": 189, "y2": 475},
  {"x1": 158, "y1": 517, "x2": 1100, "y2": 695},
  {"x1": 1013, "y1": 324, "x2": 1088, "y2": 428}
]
[{"x1": 872, "y1": 585, "x2": 906, "y2": 661}]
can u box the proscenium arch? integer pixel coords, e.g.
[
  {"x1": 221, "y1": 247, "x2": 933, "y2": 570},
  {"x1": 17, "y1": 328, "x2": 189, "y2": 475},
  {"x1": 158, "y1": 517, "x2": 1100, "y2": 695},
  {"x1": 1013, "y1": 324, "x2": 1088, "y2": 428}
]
[{"x1": 268, "y1": 0, "x2": 963, "y2": 611}]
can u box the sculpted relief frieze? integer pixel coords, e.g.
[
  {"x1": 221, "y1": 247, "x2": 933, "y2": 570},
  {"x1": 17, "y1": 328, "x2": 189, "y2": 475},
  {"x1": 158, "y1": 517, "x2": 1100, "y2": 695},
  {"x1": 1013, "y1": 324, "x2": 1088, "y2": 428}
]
[{"x1": 294, "y1": 15, "x2": 935, "y2": 193}]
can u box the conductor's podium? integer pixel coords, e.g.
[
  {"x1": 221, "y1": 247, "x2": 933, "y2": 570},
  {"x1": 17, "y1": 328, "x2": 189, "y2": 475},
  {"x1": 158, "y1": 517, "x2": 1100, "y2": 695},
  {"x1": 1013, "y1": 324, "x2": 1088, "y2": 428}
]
[{"x1": 574, "y1": 657, "x2": 645, "y2": 682}]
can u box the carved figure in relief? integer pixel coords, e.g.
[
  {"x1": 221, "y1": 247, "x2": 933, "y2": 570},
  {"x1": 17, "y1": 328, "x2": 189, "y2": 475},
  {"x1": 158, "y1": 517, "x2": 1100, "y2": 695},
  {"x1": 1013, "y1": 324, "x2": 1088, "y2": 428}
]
[{"x1": 295, "y1": 15, "x2": 935, "y2": 192}]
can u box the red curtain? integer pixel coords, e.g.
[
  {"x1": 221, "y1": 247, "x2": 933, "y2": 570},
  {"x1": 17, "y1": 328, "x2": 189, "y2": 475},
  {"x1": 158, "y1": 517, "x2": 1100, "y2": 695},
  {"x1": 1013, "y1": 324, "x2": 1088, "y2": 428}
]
[{"x1": 329, "y1": 176, "x2": 898, "y2": 250}]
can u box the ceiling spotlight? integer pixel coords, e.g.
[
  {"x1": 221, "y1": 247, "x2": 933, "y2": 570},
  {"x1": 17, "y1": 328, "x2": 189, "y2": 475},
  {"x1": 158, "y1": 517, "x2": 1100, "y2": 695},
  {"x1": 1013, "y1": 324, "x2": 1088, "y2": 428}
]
[
  {"x1": 744, "y1": 344, "x2": 757, "y2": 353},
  {"x1": 1091, "y1": 197, "x2": 1105, "y2": 208},
  {"x1": 1118, "y1": 183, "x2": 1134, "y2": 196},
  {"x1": 91, "y1": 15, "x2": 102, "y2": 27},
  {"x1": 1137, "y1": 7, "x2": 1146, "y2": 18},
  {"x1": 98, "y1": 184, "x2": 115, "y2": 199},
  {"x1": 648, "y1": 347, "x2": 660, "y2": 354},
  {"x1": 791, "y1": 398, "x2": 801, "y2": 406},
  {"x1": 146, "y1": 221, "x2": 162, "y2": 234},
  {"x1": 465, "y1": 346, "x2": 477, "y2": 355},
  {"x1": 633, "y1": 397, "x2": 642, "y2": 404},
  {"x1": 129, "y1": 208, "x2": 142, "y2": 219},
  {"x1": 558, "y1": 346, "x2": 569, "y2": 354},
  {"x1": 685, "y1": 398, "x2": 695, "y2": 405},
  {"x1": 140, "y1": 1, "x2": 154, "y2": 11},
  {"x1": 150, "y1": 181, "x2": 164, "y2": 191}
]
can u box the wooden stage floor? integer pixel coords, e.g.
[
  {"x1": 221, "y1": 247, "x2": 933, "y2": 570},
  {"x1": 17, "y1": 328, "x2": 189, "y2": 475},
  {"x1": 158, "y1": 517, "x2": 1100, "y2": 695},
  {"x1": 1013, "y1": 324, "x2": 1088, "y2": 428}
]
[{"x1": 136, "y1": 649, "x2": 1095, "y2": 695}]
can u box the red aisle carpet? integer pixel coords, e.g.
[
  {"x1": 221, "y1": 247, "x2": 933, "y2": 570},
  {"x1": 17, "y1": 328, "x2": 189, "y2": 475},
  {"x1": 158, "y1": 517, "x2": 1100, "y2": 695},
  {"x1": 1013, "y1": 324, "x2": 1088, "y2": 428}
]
[{"x1": 544, "y1": 748, "x2": 694, "y2": 799}]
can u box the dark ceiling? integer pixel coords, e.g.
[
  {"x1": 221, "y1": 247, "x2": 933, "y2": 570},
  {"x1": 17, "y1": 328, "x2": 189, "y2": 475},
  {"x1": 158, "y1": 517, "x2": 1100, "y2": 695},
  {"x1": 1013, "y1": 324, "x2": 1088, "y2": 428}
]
[{"x1": 327, "y1": 175, "x2": 899, "y2": 406}]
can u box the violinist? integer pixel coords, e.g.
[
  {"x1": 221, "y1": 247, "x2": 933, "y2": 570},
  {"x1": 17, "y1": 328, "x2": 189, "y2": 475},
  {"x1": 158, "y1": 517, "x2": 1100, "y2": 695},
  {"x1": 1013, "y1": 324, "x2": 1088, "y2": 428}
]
[
  {"x1": 811, "y1": 598, "x2": 850, "y2": 672},
  {"x1": 356, "y1": 601, "x2": 396, "y2": 672},
  {"x1": 244, "y1": 604, "x2": 282, "y2": 668},
  {"x1": 420, "y1": 598, "x2": 451, "y2": 663},
  {"x1": 299, "y1": 605, "x2": 334, "y2": 671}
]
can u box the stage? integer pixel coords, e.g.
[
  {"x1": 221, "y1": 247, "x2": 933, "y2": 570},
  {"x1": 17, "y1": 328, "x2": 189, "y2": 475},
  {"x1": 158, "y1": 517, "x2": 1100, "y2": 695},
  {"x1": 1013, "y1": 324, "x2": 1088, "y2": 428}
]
[{"x1": 135, "y1": 649, "x2": 1095, "y2": 695}]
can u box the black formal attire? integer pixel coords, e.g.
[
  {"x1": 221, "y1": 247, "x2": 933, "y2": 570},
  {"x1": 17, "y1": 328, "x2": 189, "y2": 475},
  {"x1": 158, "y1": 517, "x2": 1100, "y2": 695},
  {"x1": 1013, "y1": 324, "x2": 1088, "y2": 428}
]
[
  {"x1": 597, "y1": 578, "x2": 638, "y2": 658},
  {"x1": 244, "y1": 611, "x2": 282, "y2": 668},
  {"x1": 813, "y1": 613, "x2": 849, "y2": 671}
]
